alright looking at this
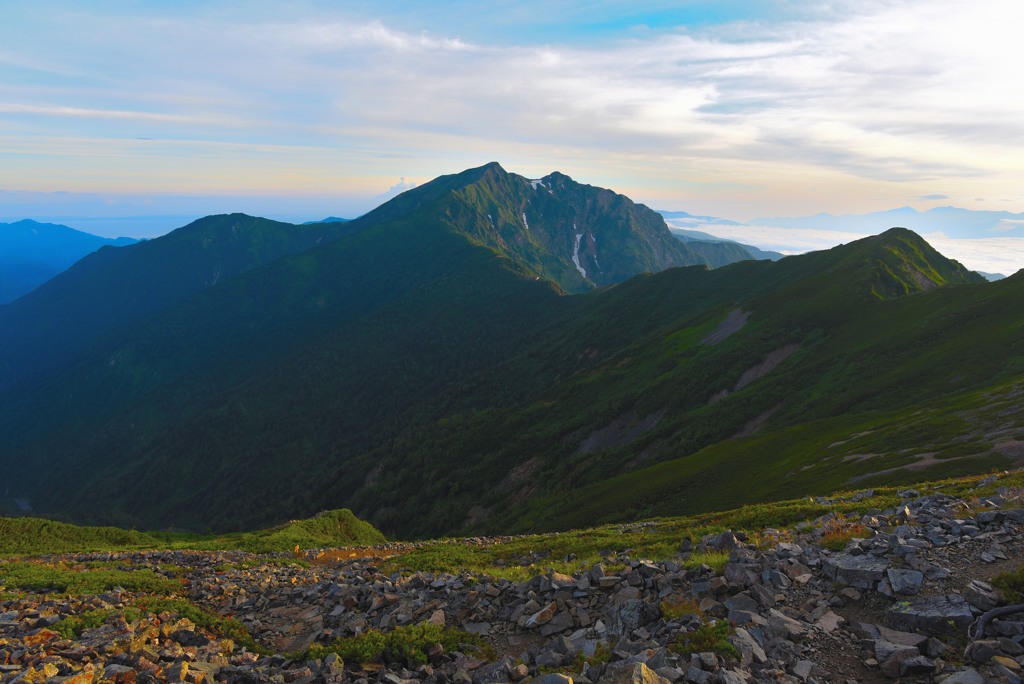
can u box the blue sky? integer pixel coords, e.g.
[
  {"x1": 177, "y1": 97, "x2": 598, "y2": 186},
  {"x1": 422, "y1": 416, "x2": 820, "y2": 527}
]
[{"x1": 2, "y1": 0, "x2": 1024, "y2": 272}]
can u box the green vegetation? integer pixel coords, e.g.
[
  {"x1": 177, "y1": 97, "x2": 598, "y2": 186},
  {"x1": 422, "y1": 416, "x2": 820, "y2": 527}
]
[
  {"x1": 992, "y1": 564, "x2": 1024, "y2": 603},
  {"x1": 307, "y1": 623, "x2": 484, "y2": 665},
  {"x1": 0, "y1": 517, "x2": 161, "y2": 555},
  {"x1": 0, "y1": 508, "x2": 384, "y2": 557},
  {"x1": 53, "y1": 608, "x2": 118, "y2": 638},
  {"x1": 670, "y1": 620, "x2": 739, "y2": 660},
  {"x1": 133, "y1": 597, "x2": 266, "y2": 653},
  {"x1": 0, "y1": 560, "x2": 180, "y2": 595},
  {"x1": 204, "y1": 509, "x2": 387, "y2": 553},
  {"x1": 0, "y1": 157, "x2": 1017, "y2": 542},
  {"x1": 49, "y1": 597, "x2": 266, "y2": 653},
  {"x1": 660, "y1": 597, "x2": 702, "y2": 619},
  {"x1": 819, "y1": 515, "x2": 872, "y2": 551},
  {"x1": 388, "y1": 471, "x2": 1024, "y2": 580}
]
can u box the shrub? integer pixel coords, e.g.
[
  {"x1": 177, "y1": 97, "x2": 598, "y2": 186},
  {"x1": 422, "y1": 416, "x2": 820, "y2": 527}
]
[
  {"x1": 992, "y1": 564, "x2": 1024, "y2": 603},
  {"x1": 0, "y1": 561, "x2": 180, "y2": 595},
  {"x1": 53, "y1": 609, "x2": 116, "y2": 638},
  {"x1": 660, "y1": 597, "x2": 702, "y2": 619},
  {"x1": 819, "y1": 515, "x2": 871, "y2": 551},
  {"x1": 132, "y1": 597, "x2": 266, "y2": 653},
  {"x1": 670, "y1": 620, "x2": 739, "y2": 660},
  {"x1": 308, "y1": 623, "x2": 484, "y2": 665},
  {"x1": 683, "y1": 551, "x2": 729, "y2": 574}
]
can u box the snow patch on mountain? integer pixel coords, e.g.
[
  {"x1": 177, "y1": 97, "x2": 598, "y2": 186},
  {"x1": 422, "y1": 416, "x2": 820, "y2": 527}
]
[{"x1": 572, "y1": 225, "x2": 587, "y2": 278}]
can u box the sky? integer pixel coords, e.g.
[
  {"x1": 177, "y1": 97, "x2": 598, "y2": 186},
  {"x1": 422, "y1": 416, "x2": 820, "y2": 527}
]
[{"x1": 1, "y1": 1, "x2": 1023, "y2": 271}]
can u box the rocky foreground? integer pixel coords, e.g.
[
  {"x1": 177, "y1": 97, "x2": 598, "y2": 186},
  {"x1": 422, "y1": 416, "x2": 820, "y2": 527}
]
[{"x1": 2, "y1": 483, "x2": 1024, "y2": 683}]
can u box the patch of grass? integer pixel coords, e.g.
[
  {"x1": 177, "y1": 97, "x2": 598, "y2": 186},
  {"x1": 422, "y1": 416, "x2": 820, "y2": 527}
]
[
  {"x1": 660, "y1": 597, "x2": 702, "y2": 619},
  {"x1": 206, "y1": 509, "x2": 387, "y2": 554},
  {"x1": 0, "y1": 561, "x2": 180, "y2": 595},
  {"x1": 0, "y1": 509, "x2": 385, "y2": 558},
  {"x1": 132, "y1": 597, "x2": 267, "y2": 653},
  {"x1": 992, "y1": 564, "x2": 1024, "y2": 603},
  {"x1": 683, "y1": 551, "x2": 730, "y2": 574},
  {"x1": 52, "y1": 597, "x2": 266, "y2": 653},
  {"x1": 669, "y1": 619, "x2": 739, "y2": 660},
  {"x1": 307, "y1": 623, "x2": 485, "y2": 666},
  {"x1": 53, "y1": 609, "x2": 117, "y2": 638},
  {"x1": 819, "y1": 515, "x2": 872, "y2": 551},
  {"x1": 0, "y1": 518, "x2": 160, "y2": 556}
]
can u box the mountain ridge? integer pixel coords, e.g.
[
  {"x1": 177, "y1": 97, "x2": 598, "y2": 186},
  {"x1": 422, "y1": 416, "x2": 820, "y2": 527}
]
[
  {"x1": 0, "y1": 219, "x2": 138, "y2": 303},
  {"x1": 0, "y1": 164, "x2": 1008, "y2": 540}
]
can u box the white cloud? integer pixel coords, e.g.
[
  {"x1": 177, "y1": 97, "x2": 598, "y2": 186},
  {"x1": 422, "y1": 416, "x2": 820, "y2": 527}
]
[
  {"x1": 0, "y1": 1, "x2": 1022, "y2": 219},
  {"x1": 666, "y1": 219, "x2": 1024, "y2": 276},
  {"x1": 0, "y1": 104, "x2": 229, "y2": 125}
]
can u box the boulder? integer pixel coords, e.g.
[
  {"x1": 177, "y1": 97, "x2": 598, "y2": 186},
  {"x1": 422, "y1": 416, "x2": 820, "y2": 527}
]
[{"x1": 885, "y1": 595, "x2": 974, "y2": 636}]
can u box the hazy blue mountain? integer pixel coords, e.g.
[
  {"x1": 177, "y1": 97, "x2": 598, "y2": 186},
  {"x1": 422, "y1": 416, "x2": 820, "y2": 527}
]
[
  {"x1": 978, "y1": 271, "x2": 1007, "y2": 281},
  {"x1": 0, "y1": 213, "x2": 355, "y2": 395},
  {"x1": 657, "y1": 210, "x2": 743, "y2": 226},
  {"x1": 0, "y1": 219, "x2": 138, "y2": 303},
  {"x1": 302, "y1": 216, "x2": 351, "y2": 224},
  {"x1": 669, "y1": 228, "x2": 783, "y2": 262},
  {"x1": 752, "y1": 206, "x2": 1024, "y2": 239}
]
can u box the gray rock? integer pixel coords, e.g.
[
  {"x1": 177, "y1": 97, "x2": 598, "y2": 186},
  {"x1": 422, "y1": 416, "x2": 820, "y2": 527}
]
[
  {"x1": 822, "y1": 553, "x2": 889, "y2": 589},
  {"x1": 899, "y1": 655, "x2": 935, "y2": 676},
  {"x1": 684, "y1": 666, "x2": 711, "y2": 684},
  {"x1": 791, "y1": 660, "x2": 814, "y2": 680},
  {"x1": 534, "y1": 675, "x2": 574, "y2": 684},
  {"x1": 964, "y1": 639, "x2": 1001, "y2": 663},
  {"x1": 464, "y1": 621, "x2": 491, "y2": 636},
  {"x1": 964, "y1": 579, "x2": 999, "y2": 612},
  {"x1": 717, "y1": 670, "x2": 747, "y2": 684},
  {"x1": 938, "y1": 669, "x2": 985, "y2": 684},
  {"x1": 885, "y1": 594, "x2": 974, "y2": 636},
  {"x1": 540, "y1": 611, "x2": 576, "y2": 637},
  {"x1": 886, "y1": 568, "x2": 924, "y2": 595},
  {"x1": 653, "y1": 666, "x2": 685, "y2": 683},
  {"x1": 729, "y1": 628, "x2": 766, "y2": 667},
  {"x1": 526, "y1": 602, "x2": 559, "y2": 628},
  {"x1": 722, "y1": 593, "x2": 759, "y2": 614},
  {"x1": 766, "y1": 609, "x2": 806, "y2": 641},
  {"x1": 597, "y1": 662, "x2": 671, "y2": 684},
  {"x1": 873, "y1": 639, "x2": 920, "y2": 663}
]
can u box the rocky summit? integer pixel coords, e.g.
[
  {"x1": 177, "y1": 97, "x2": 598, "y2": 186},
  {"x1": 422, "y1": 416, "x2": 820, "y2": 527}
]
[{"x1": 2, "y1": 481, "x2": 1024, "y2": 683}]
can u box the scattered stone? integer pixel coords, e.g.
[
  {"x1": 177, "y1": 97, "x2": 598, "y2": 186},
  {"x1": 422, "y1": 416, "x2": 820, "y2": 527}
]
[{"x1": 0, "y1": 486, "x2": 1020, "y2": 684}]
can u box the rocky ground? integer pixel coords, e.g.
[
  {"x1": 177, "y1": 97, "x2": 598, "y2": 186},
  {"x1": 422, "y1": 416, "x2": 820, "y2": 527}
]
[{"x1": 2, "y1": 481, "x2": 1024, "y2": 683}]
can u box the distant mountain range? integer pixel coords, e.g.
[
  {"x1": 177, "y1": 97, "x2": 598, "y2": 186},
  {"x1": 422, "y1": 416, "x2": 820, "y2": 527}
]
[
  {"x1": 752, "y1": 206, "x2": 1024, "y2": 239},
  {"x1": 302, "y1": 216, "x2": 350, "y2": 224},
  {"x1": 667, "y1": 226, "x2": 783, "y2": 262},
  {"x1": 2, "y1": 163, "x2": 1019, "y2": 541},
  {"x1": 0, "y1": 219, "x2": 137, "y2": 303}
]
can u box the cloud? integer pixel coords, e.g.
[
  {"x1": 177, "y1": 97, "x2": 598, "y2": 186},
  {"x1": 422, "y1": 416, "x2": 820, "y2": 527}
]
[
  {"x1": 992, "y1": 219, "x2": 1024, "y2": 233},
  {"x1": 1, "y1": 1, "x2": 1023, "y2": 219},
  {"x1": 374, "y1": 176, "x2": 418, "y2": 202},
  {"x1": 919, "y1": 194, "x2": 950, "y2": 201},
  {"x1": 0, "y1": 103, "x2": 229, "y2": 126},
  {"x1": 664, "y1": 218, "x2": 1024, "y2": 276}
]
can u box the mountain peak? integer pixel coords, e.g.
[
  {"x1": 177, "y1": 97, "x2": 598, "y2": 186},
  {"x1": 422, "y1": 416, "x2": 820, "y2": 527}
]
[{"x1": 847, "y1": 227, "x2": 985, "y2": 297}]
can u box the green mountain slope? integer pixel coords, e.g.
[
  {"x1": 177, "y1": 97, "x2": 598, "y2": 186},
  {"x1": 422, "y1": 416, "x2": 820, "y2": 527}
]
[
  {"x1": 353, "y1": 162, "x2": 723, "y2": 292},
  {"x1": 0, "y1": 214, "x2": 353, "y2": 395},
  {"x1": 2, "y1": 163, "x2": 735, "y2": 533},
  {"x1": 0, "y1": 219, "x2": 138, "y2": 303},
  {"x1": 0, "y1": 162, "x2": 1006, "y2": 540}
]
